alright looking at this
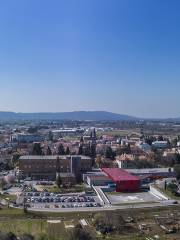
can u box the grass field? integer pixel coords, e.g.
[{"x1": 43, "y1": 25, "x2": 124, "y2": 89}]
[
  {"x1": 0, "y1": 193, "x2": 17, "y2": 202},
  {"x1": 42, "y1": 184, "x2": 86, "y2": 194}
]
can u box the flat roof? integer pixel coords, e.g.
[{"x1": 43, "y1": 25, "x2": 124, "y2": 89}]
[
  {"x1": 19, "y1": 155, "x2": 91, "y2": 160},
  {"x1": 126, "y1": 168, "x2": 174, "y2": 174},
  {"x1": 19, "y1": 155, "x2": 57, "y2": 160},
  {"x1": 102, "y1": 168, "x2": 140, "y2": 182},
  {"x1": 59, "y1": 172, "x2": 75, "y2": 178},
  {"x1": 88, "y1": 175, "x2": 112, "y2": 181}
]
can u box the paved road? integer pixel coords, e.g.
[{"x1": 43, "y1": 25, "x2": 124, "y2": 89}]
[
  {"x1": 92, "y1": 185, "x2": 110, "y2": 205},
  {"x1": 25, "y1": 201, "x2": 179, "y2": 213}
]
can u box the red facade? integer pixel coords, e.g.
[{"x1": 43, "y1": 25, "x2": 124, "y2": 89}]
[{"x1": 102, "y1": 168, "x2": 140, "y2": 192}]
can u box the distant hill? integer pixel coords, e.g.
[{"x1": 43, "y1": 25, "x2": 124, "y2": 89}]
[{"x1": 0, "y1": 111, "x2": 137, "y2": 121}]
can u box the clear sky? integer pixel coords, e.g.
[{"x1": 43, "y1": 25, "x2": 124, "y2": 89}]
[{"x1": 0, "y1": 0, "x2": 180, "y2": 118}]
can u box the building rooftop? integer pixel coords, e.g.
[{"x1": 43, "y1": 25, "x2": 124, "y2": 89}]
[
  {"x1": 88, "y1": 175, "x2": 111, "y2": 181},
  {"x1": 125, "y1": 168, "x2": 174, "y2": 174},
  {"x1": 59, "y1": 172, "x2": 75, "y2": 178},
  {"x1": 19, "y1": 155, "x2": 91, "y2": 160},
  {"x1": 19, "y1": 155, "x2": 57, "y2": 160},
  {"x1": 102, "y1": 168, "x2": 139, "y2": 181}
]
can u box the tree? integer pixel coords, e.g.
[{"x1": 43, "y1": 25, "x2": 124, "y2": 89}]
[
  {"x1": 171, "y1": 138, "x2": 178, "y2": 147},
  {"x1": 48, "y1": 131, "x2": 53, "y2": 141},
  {"x1": 78, "y1": 145, "x2": 83, "y2": 155},
  {"x1": 11, "y1": 153, "x2": 20, "y2": 166},
  {"x1": 46, "y1": 146, "x2": 52, "y2": 155},
  {"x1": 20, "y1": 234, "x2": 34, "y2": 240},
  {"x1": 95, "y1": 155, "x2": 102, "y2": 168},
  {"x1": 0, "y1": 177, "x2": 7, "y2": 190},
  {"x1": 68, "y1": 224, "x2": 95, "y2": 240},
  {"x1": 90, "y1": 145, "x2": 96, "y2": 158},
  {"x1": 93, "y1": 212, "x2": 124, "y2": 235},
  {"x1": 3, "y1": 232, "x2": 17, "y2": 240},
  {"x1": 105, "y1": 147, "x2": 115, "y2": 159},
  {"x1": 175, "y1": 153, "x2": 180, "y2": 164},
  {"x1": 37, "y1": 234, "x2": 48, "y2": 240},
  {"x1": 174, "y1": 164, "x2": 180, "y2": 180},
  {"x1": 28, "y1": 127, "x2": 38, "y2": 134},
  {"x1": 56, "y1": 174, "x2": 62, "y2": 188},
  {"x1": 32, "y1": 143, "x2": 43, "y2": 155},
  {"x1": 58, "y1": 144, "x2": 65, "y2": 155},
  {"x1": 65, "y1": 146, "x2": 70, "y2": 155},
  {"x1": 84, "y1": 146, "x2": 91, "y2": 157},
  {"x1": 134, "y1": 158, "x2": 155, "y2": 169},
  {"x1": 145, "y1": 136, "x2": 156, "y2": 146},
  {"x1": 167, "y1": 182, "x2": 178, "y2": 193},
  {"x1": 158, "y1": 135, "x2": 164, "y2": 141}
]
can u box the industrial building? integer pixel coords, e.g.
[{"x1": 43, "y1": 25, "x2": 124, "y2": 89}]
[
  {"x1": 12, "y1": 133, "x2": 44, "y2": 143},
  {"x1": 126, "y1": 168, "x2": 176, "y2": 179},
  {"x1": 102, "y1": 168, "x2": 140, "y2": 192},
  {"x1": 86, "y1": 175, "x2": 114, "y2": 187}
]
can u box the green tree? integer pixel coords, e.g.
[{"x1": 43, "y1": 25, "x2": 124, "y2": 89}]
[
  {"x1": 65, "y1": 146, "x2": 70, "y2": 155},
  {"x1": 28, "y1": 127, "x2": 38, "y2": 134},
  {"x1": 174, "y1": 164, "x2": 180, "y2": 180},
  {"x1": 20, "y1": 234, "x2": 34, "y2": 240},
  {"x1": 167, "y1": 182, "x2": 178, "y2": 193},
  {"x1": 0, "y1": 232, "x2": 17, "y2": 240},
  {"x1": 105, "y1": 147, "x2": 115, "y2": 159},
  {"x1": 175, "y1": 153, "x2": 180, "y2": 164},
  {"x1": 84, "y1": 146, "x2": 91, "y2": 157},
  {"x1": 58, "y1": 144, "x2": 65, "y2": 155},
  {"x1": 12, "y1": 153, "x2": 20, "y2": 166},
  {"x1": 32, "y1": 143, "x2": 43, "y2": 155},
  {"x1": 46, "y1": 146, "x2": 52, "y2": 155},
  {"x1": 37, "y1": 234, "x2": 48, "y2": 240},
  {"x1": 68, "y1": 224, "x2": 95, "y2": 240},
  {"x1": 90, "y1": 145, "x2": 96, "y2": 158},
  {"x1": 56, "y1": 174, "x2": 62, "y2": 188},
  {"x1": 48, "y1": 131, "x2": 53, "y2": 141},
  {"x1": 0, "y1": 178, "x2": 6, "y2": 190},
  {"x1": 78, "y1": 145, "x2": 83, "y2": 155}
]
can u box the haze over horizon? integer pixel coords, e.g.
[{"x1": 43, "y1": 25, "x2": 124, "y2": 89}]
[{"x1": 1, "y1": 0, "x2": 180, "y2": 118}]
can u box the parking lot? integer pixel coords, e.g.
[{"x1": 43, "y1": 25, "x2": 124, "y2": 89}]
[
  {"x1": 106, "y1": 191, "x2": 159, "y2": 205},
  {"x1": 22, "y1": 192, "x2": 102, "y2": 209}
]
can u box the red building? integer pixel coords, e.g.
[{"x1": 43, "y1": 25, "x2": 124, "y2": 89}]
[{"x1": 102, "y1": 168, "x2": 140, "y2": 192}]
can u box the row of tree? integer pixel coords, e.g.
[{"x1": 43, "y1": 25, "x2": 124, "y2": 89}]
[{"x1": 32, "y1": 143, "x2": 70, "y2": 156}]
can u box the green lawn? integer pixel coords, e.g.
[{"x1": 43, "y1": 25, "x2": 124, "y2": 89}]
[
  {"x1": 0, "y1": 194, "x2": 17, "y2": 202},
  {"x1": 0, "y1": 207, "x2": 25, "y2": 217},
  {"x1": 46, "y1": 184, "x2": 86, "y2": 194}
]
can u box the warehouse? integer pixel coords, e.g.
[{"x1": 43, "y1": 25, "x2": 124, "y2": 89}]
[
  {"x1": 86, "y1": 175, "x2": 114, "y2": 187},
  {"x1": 102, "y1": 168, "x2": 140, "y2": 192},
  {"x1": 125, "y1": 168, "x2": 176, "y2": 179}
]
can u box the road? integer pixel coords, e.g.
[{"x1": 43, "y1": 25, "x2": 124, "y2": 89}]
[
  {"x1": 92, "y1": 185, "x2": 110, "y2": 205},
  {"x1": 24, "y1": 201, "x2": 179, "y2": 213}
]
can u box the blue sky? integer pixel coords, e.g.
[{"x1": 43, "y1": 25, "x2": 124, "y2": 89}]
[{"x1": 0, "y1": 0, "x2": 180, "y2": 118}]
